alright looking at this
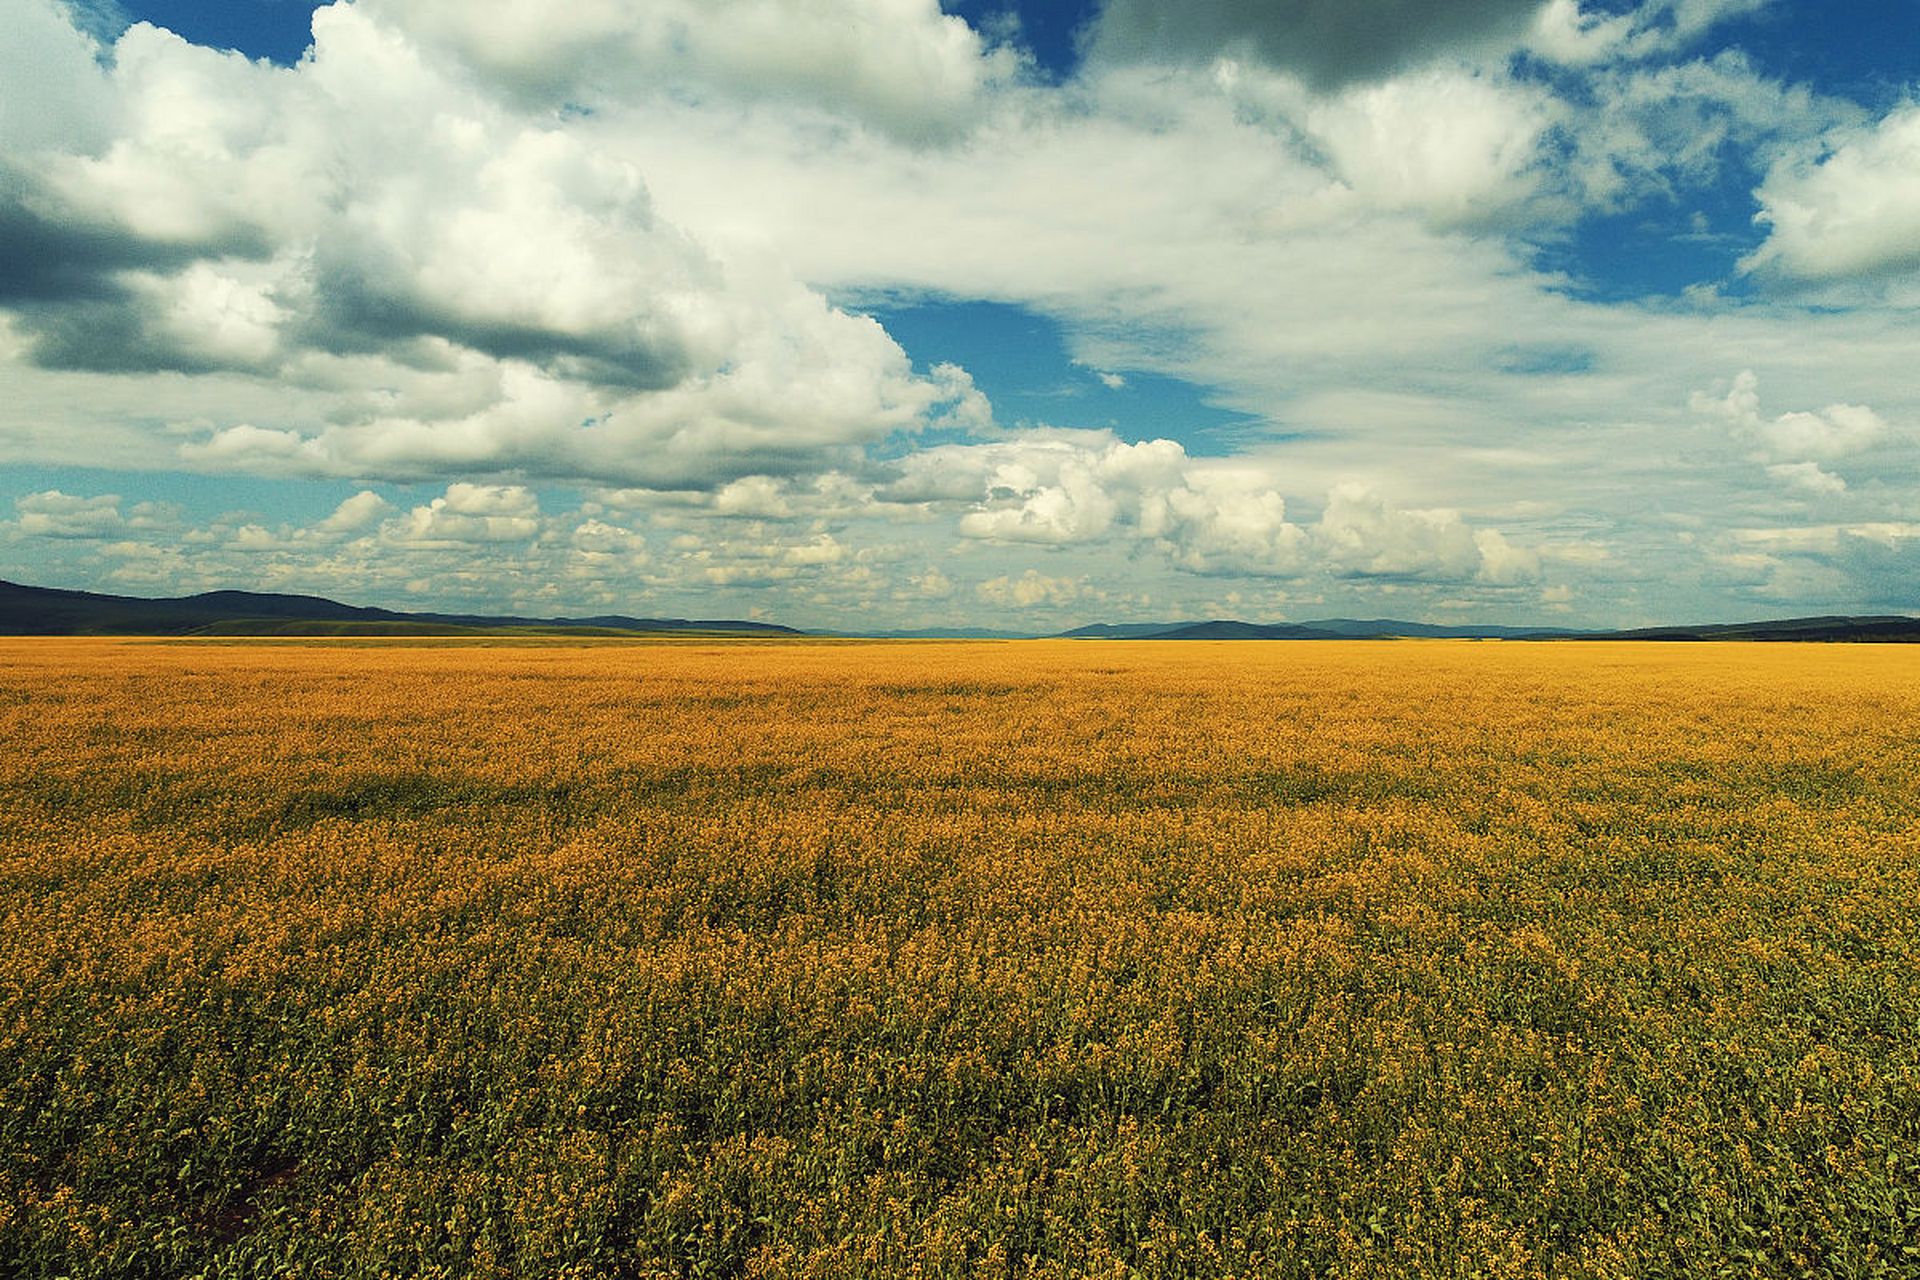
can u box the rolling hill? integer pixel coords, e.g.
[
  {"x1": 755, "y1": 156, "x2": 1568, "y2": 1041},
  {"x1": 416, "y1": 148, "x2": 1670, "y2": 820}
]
[
  {"x1": 0, "y1": 579, "x2": 802, "y2": 637},
  {"x1": 1059, "y1": 615, "x2": 1920, "y2": 642}
]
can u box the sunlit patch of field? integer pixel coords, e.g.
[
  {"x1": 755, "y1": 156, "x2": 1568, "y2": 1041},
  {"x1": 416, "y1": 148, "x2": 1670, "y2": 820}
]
[{"x1": 4, "y1": 637, "x2": 1919, "y2": 1278}]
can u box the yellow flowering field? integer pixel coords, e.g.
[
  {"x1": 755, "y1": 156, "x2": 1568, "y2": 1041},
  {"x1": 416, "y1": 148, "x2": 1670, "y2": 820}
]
[{"x1": 3, "y1": 636, "x2": 1919, "y2": 1278}]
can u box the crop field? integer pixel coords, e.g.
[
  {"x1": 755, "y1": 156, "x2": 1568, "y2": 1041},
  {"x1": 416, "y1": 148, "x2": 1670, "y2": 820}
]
[{"x1": 3, "y1": 637, "x2": 1920, "y2": 1279}]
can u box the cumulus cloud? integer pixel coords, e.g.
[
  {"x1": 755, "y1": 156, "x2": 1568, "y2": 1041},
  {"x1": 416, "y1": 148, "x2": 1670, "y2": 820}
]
[
  {"x1": 0, "y1": 0, "x2": 979, "y2": 492},
  {"x1": 564, "y1": 517, "x2": 650, "y2": 581},
  {"x1": 1694, "y1": 370, "x2": 1890, "y2": 462},
  {"x1": 711, "y1": 476, "x2": 794, "y2": 519},
  {"x1": 1692, "y1": 370, "x2": 1897, "y2": 498},
  {"x1": 314, "y1": 490, "x2": 394, "y2": 537},
  {"x1": 897, "y1": 432, "x2": 1534, "y2": 585},
  {"x1": 1747, "y1": 105, "x2": 1920, "y2": 283},
  {"x1": 977, "y1": 569, "x2": 1080, "y2": 609},
  {"x1": 1086, "y1": 0, "x2": 1547, "y2": 91},
  {"x1": 1765, "y1": 461, "x2": 1847, "y2": 495},
  {"x1": 3, "y1": 0, "x2": 1916, "y2": 628},
  {"x1": 362, "y1": 0, "x2": 1016, "y2": 143},
  {"x1": 389, "y1": 483, "x2": 541, "y2": 546},
  {"x1": 14, "y1": 489, "x2": 124, "y2": 538},
  {"x1": 1301, "y1": 68, "x2": 1558, "y2": 226},
  {"x1": 903, "y1": 436, "x2": 1279, "y2": 568},
  {"x1": 685, "y1": 531, "x2": 849, "y2": 587},
  {"x1": 905, "y1": 566, "x2": 954, "y2": 599},
  {"x1": 1316, "y1": 484, "x2": 1521, "y2": 583}
]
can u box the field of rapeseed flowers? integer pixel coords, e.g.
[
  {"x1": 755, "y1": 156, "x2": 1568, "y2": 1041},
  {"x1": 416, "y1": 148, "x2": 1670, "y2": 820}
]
[{"x1": 3, "y1": 636, "x2": 1918, "y2": 1278}]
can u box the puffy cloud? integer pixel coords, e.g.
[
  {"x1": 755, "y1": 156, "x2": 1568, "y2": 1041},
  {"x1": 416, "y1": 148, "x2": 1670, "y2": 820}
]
[
  {"x1": 0, "y1": 0, "x2": 976, "y2": 491},
  {"x1": 685, "y1": 531, "x2": 849, "y2": 587},
  {"x1": 564, "y1": 517, "x2": 651, "y2": 580},
  {"x1": 14, "y1": 489, "x2": 123, "y2": 538},
  {"x1": 3, "y1": 0, "x2": 1915, "y2": 630},
  {"x1": 711, "y1": 476, "x2": 794, "y2": 519},
  {"x1": 362, "y1": 0, "x2": 1015, "y2": 143},
  {"x1": 1747, "y1": 105, "x2": 1920, "y2": 283},
  {"x1": 1527, "y1": 0, "x2": 1637, "y2": 66},
  {"x1": 976, "y1": 569, "x2": 1080, "y2": 609},
  {"x1": 1152, "y1": 480, "x2": 1306, "y2": 577},
  {"x1": 900, "y1": 432, "x2": 1532, "y2": 585},
  {"x1": 314, "y1": 490, "x2": 394, "y2": 537},
  {"x1": 1472, "y1": 528, "x2": 1544, "y2": 585},
  {"x1": 1301, "y1": 69, "x2": 1558, "y2": 226},
  {"x1": 905, "y1": 566, "x2": 954, "y2": 599},
  {"x1": 1086, "y1": 0, "x2": 1547, "y2": 91},
  {"x1": 389, "y1": 483, "x2": 541, "y2": 546},
  {"x1": 179, "y1": 423, "x2": 330, "y2": 472},
  {"x1": 0, "y1": 0, "x2": 114, "y2": 155},
  {"x1": 1765, "y1": 461, "x2": 1847, "y2": 495},
  {"x1": 1693, "y1": 370, "x2": 1890, "y2": 463},
  {"x1": 1315, "y1": 484, "x2": 1485, "y2": 581}
]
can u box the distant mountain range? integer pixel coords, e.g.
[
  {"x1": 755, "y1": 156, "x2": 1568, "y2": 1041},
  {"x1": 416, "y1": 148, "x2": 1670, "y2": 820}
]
[
  {"x1": 0, "y1": 579, "x2": 800, "y2": 637},
  {"x1": 1059, "y1": 619, "x2": 1566, "y2": 640},
  {"x1": 1061, "y1": 616, "x2": 1920, "y2": 642},
  {"x1": 3, "y1": 578, "x2": 1916, "y2": 642}
]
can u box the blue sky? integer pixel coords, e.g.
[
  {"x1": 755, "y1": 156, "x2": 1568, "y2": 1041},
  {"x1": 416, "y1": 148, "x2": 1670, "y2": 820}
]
[{"x1": 3, "y1": 0, "x2": 1918, "y2": 629}]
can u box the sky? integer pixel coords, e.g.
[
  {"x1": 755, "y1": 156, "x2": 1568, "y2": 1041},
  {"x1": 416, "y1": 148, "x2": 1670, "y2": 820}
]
[{"x1": 2, "y1": 0, "x2": 1918, "y2": 631}]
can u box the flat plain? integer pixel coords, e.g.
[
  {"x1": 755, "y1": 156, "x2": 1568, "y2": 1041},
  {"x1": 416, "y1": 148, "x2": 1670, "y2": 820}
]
[{"x1": 3, "y1": 637, "x2": 1918, "y2": 1278}]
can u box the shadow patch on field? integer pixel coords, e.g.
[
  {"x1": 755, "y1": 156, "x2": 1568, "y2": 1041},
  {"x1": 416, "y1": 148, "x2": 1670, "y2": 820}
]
[
  {"x1": 1659, "y1": 758, "x2": 1881, "y2": 807},
  {"x1": 873, "y1": 682, "x2": 1032, "y2": 698},
  {"x1": 270, "y1": 776, "x2": 590, "y2": 828}
]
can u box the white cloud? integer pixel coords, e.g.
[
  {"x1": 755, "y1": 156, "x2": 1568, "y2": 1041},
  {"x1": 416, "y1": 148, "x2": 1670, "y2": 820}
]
[
  {"x1": 564, "y1": 517, "x2": 650, "y2": 581},
  {"x1": 1153, "y1": 474, "x2": 1308, "y2": 577},
  {"x1": 976, "y1": 569, "x2": 1080, "y2": 609},
  {"x1": 687, "y1": 530, "x2": 849, "y2": 586},
  {"x1": 314, "y1": 490, "x2": 394, "y2": 536},
  {"x1": 0, "y1": 0, "x2": 115, "y2": 153},
  {"x1": 1315, "y1": 484, "x2": 1484, "y2": 581},
  {"x1": 899, "y1": 432, "x2": 1534, "y2": 586},
  {"x1": 14, "y1": 489, "x2": 123, "y2": 538},
  {"x1": 1747, "y1": 105, "x2": 1920, "y2": 283},
  {"x1": 362, "y1": 0, "x2": 1016, "y2": 143},
  {"x1": 38, "y1": 23, "x2": 315, "y2": 250},
  {"x1": 906, "y1": 566, "x2": 953, "y2": 599},
  {"x1": 1561, "y1": 51, "x2": 1846, "y2": 213},
  {"x1": 2, "y1": 0, "x2": 1917, "y2": 628},
  {"x1": 711, "y1": 476, "x2": 793, "y2": 519},
  {"x1": 180, "y1": 424, "x2": 330, "y2": 472},
  {"x1": 1530, "y1": 0, "x2": 1776, "y2": 66},
  {"x1": 1302, "y1": 69, "x2": 1558, "y2": 225},
  {"x1": 1693, "y1": 369, "x2": 1890, "y2": 462},
  {"x1": 1663, "y1": 0, "x2": 1774, "y2": 44},
  {"x1": 1528, "y1": 0, "x2": 1636, "y2": 66},
  {"x1": 1765, "y1": 461, "x2": 1846, "y2": 495},
  {"x1": 389, "y1": 483, "x2": 541, "y2": 545},
  {"x1": 1, "y1": 0, "x2": 978, "y2": 493},
  {"x1": 1473, "y1": 528, "x2": 1543, "y2": 585},
  {"x1": 226, "y1": 523, "x2": 281, "y2": 553}
]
